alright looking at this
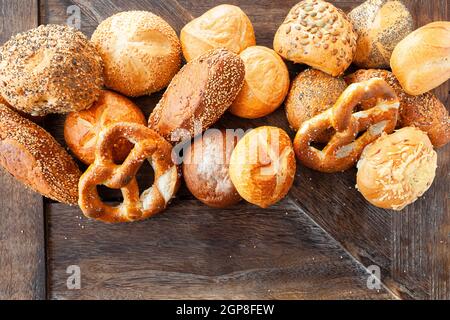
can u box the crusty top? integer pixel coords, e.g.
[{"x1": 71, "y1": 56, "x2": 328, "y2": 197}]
[
  {"x1": 0, "y1": 24, "x2": 104, "y2": 116},
  {"x1": 0, "y1": 104, "x2": 81, "y2": 204},
  {"x1": 149, "y1": 48, "x2": 245, "y2": 143},
  {"x1": 273, "y1": 0, "x2": 357, "y2": 76}
]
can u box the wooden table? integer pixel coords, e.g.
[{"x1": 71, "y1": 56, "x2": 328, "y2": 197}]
[{"x1": 0, "y1": 0, "x2": 448, "y2": 300}]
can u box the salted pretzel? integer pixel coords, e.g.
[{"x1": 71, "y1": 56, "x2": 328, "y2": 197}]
[
  {"x1": 293, "y1": 78, "x2": 399, "y2": 173},
  {"x1": 78, "y1": 122, "x2": 180, "y2": 223}
]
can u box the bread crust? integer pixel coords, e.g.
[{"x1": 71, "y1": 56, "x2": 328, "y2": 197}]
[
  {"x1": 149, "y1": 48, "x2": 245, "y2": 143},
  {"x1": 0, "y1": 104, "x2": 81, "y2": 204}
]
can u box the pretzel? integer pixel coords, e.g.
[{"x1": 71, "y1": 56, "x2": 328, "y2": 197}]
[
  {"x1": 78, "y1": 123, "x2": 180, "y2": 223},
  {"x1": 293, "y1": 78, "x2": 399, "y2": 173}
]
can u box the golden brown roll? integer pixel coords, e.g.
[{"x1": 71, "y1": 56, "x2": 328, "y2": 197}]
[
  {"x1": 0, "y1": 25, "x2": 104, "y2": 116},
  {"x1": 183, "y1": 129, "x2": 241, "y2": 208},
  {"x1": 348, "y1": 0, "x2": 413, "y2": 68},
  {"x1": 356, "y1": 127, "x2": 437, "y2": 211},
  {"x1": 0, "y1": 104, "x2": 81, "y2": 205},
  {"x1": 92, "y1": 11, "x2": 181, "y2": 97},
  {"x1": 180, "y1": 4, "x2": 256, "y2": 62},
  {"x1": 229, "y1": 126, "x2": 296, "y2": 208},
  {"x1": 285, "y1": 68, "x2": 347, "y2": 142},
  {"x1": 390, "y1": 21, "x2": 450, "y2": 95},
  {"x1": 273, "y1": 0, "x2": 357, "y2": 76},
  {"x1": 149, "y1": 48, "x2": 245, "y2": 143},
  {"x1": 229, "y1": 46, "x2": 290, "y2": 119},
  {"x1": 346, "y1": 69, "x2": 450, "y2": 148},
  {"x1": 64, "y1": 90, "x2": 147, "y2": 165}
]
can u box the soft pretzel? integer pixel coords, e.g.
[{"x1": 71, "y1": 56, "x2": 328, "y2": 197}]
[
  {"x1": 78, "y1": 123, "x2": 180, "y2": 223},
  {"x1": 293, "y1": 78, "x2": 399, "y2": 173}
]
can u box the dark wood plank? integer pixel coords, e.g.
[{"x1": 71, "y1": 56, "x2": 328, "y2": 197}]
[
  {"x1": 47, "y1": 200, "x2": 394, "y2": 299},
  {"x1": 0, "y1": 0, "x2": 45, "y2": 300}
]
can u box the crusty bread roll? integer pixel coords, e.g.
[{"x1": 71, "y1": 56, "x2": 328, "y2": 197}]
[
  {"x1": 92, "y1": 11, "x2": 181, "y2": 97},
  {"x1": 149, "y1": 48, "x2": 245, "y2": 143},
  {"x1": 285, "y1": 68, "x2": 347, "y2": 142},
  {"x1": 348, "y1": 0, "x2": 413, "y2": 68},
  {"x1": 229, "y1": 126, "x2": 296, "y2": 208},
  {"x1": 180, "y1": 4, "x2": 256, "y2": 62},
  {"x1": 229, "y1": 46, "x2": 290, "y2": 119},
  {"x1": 390, "y1": 21, "x2": 450, "y2": 95},
  {"x1": 0, "y1": 25, "x2": 104, "y2": 116},
  {"x1": 346, "y1": 69, "x2": 450, "y2": 148},
  {"x1": 183, "y1": 129, "x2": 241, "y2": 208},
  {"x1": 357, "y1": 127, "x2": 437, "y2": 211},
  {"x1": 273, "y1": 0, "x2": 357, "y2": 76},
  {"x1": 64, "y1": 90, "x2": 146, "y2": 165},
  {"x1": 0, "y1": 104, "x2": 81, "y2": 205}
]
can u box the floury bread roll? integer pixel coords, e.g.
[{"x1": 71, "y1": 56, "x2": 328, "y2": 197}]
[
  {"x1": 357, "y1": 127, "x2": 437, "y2": 210},
  {"x1": 180, "y1": 5, "x2": 256, "y2": 62},
  {"x1": 273, "y1": 0, "x2": 357, "y2": 76},
  {"x1": 229, "y1": 46, "x2": 290, "y2": 119},
  {"x1": 92, "y1": 11, "x2": 181, "y2": 97},
  {"x1": 183, "y1": 129, "x2": 241, "y2": 208},
  {"x1": 390, "y1": 21, "x2": 450, "y2": 95},
  {"x1": 348, "y1": 0, "x2": 413, "y2": 68},
  {"x1": 229, "y1": 126, "x2": 296, "y2": 208}
]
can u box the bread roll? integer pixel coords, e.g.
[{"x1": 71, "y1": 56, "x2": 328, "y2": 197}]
[
  {"x1": 273, "y1": 0, "x2": 357, "y2": 76},
  {"x1": 0, "y1": 25, "x2": 104, "y2": 116},
  {"x1": 285, "y1": 68, "x2": 347, "y2": 142},
  {"x1": 229, "y1": 126, "x2": 296, "y2": 208},
  {"x1": 183, "y1": 129, "x2": 241, "y2": 208},
  {"x1": 149, "y1": 48, "x2": 245, "y2": 143},
  {"x1": 92, "y1": 11, "x2": 181, "y2": 97},
  {"x1": 357, "y1": 127, "x2": 437, "y2": 211},
  {"x1": 180, "y1": 4, "x2": 256, "y2": 62},
  {"x1": 346, "y1": 69, "x2": 450, "y2": 148},
  {"x1": 390, "y1": 21, "x2": 450, "y2": 95},
  {"x1": 348, "y1": 0, "x2": 413, "y2": 68},
  {"x1": 64, "y1": 90, "x2": 146, "y2": 165},
  {"x1": 0, "y1": 104, "x2": 81, "y2": 205},
  {"x1": 229, "y1": 46, "x2": 289, "y2": 119}
]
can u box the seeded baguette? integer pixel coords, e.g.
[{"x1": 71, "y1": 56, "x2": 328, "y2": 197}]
[{"x1": 0, "y1": 104, "x2": 81, "y2": 205}]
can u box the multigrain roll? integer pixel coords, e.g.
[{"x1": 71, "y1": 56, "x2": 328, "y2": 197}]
[
  {"x1": 348, "y1": 0, "x2": 413, "y2": 68},
  {"x1": 183, "y1": 129, "x2": 241, "y2": 208},
  {"x1": 0, "y1": 104, "x2": 81, "y2": 205},
  {"x1": 64, "y1": 90, "x2": 147, "y2": 165},
  {"x1": 229, "y1": 126, "x2": 296, "y2": 208},
  {"x1": 92, "y1": 11, "x2": 181, "y2": 97},
  {"x1": 273, "y1": 0, "x2": 357, "y2": 76},
  {"x1": 149, "y1": 48, "x2": 245, "y2": 143},
  {"x1": 285, "y1": 68, "x2": 347, "y2": 142},
  {"x1": 0, "y1": 25, "x2": 104, "y2": 116},
  {"x1": 180, "y1": 4, "x2": 256, "y2": 62},
  {"x1": 357, "y1": 127, "x2": 437, "y2": 211},
  {"x1": 229, "y1": 46, "x2": 290, "y2": 119},
  {"x1": 390, "y1": 21, "x2": 450, "y2": 95},
  {"x1": 346, "y1": 69, "x2": 450, "y2": 148}
]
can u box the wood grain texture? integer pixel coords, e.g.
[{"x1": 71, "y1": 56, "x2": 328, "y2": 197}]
[{"x1": 0, "y1": 0, "x2": 46, "y2": 300}]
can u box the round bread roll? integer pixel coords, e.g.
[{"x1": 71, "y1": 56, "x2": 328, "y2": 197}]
[
  {"x1": 0, "y1": 25, "x2": 103, "y2": 116},
  {"x1": 229, "y1": 126, "x2": 296, "y2": 208},
  {"x1": 180, "y1": 4, "x2": 256, "y2": 62},
  {"x1": 64, "y1": 90, "x2": 146, "y2": 165},
  {"x1": 356, "y1": 127, "x2": 437, "y2": 211},
  {"x1": 346, "y1": 69, "x2": 450, "y2": 148},
  {"x1": 0, "y1": 104, "x2": 81, "y2": 205},
  {"x1": 273, "y1": 0, "x2": 357, "y2": 76},
  {"x1": 348, "y1": 0, "x2": 413, "y2": 68},
  {"x1": 183, "y1": 129, "x2": 241, "y2": 208},
  {"x1": 390, "y1": 21, "x2": 450, "y2": 95},
  {"x1": 285, "y1": 68, "x2": 347, "y2": 142},
  {"x1": 91, "y1": 11, "x2": 181, "y2": 97},
  {"x1": 229, "y1": 46, "x2": 290, "y2": 119}
]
